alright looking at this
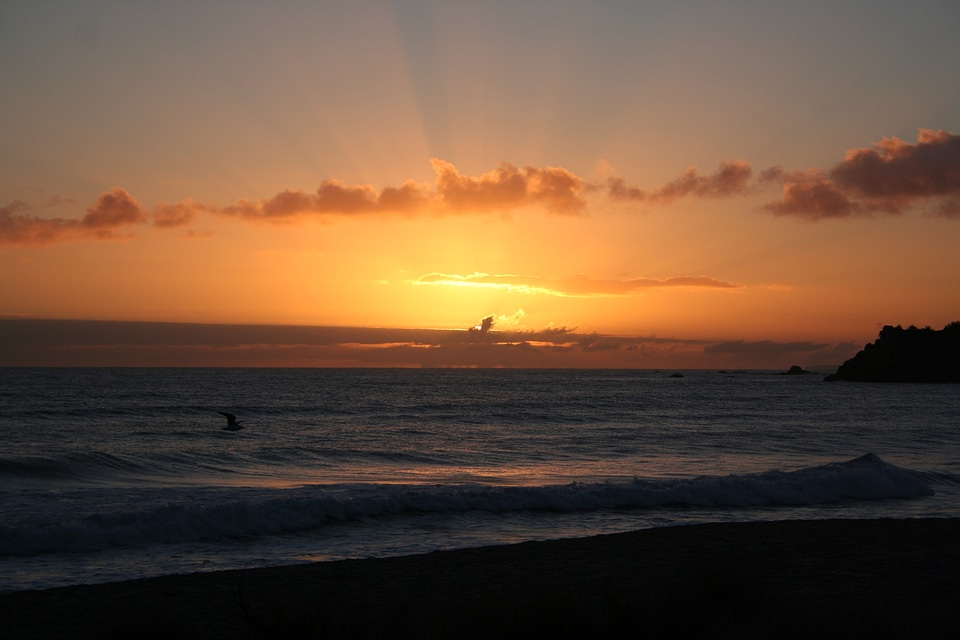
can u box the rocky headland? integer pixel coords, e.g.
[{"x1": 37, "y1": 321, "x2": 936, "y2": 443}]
[{"x1": 824, "y1": 322, "x2": 960, "y2": 382}]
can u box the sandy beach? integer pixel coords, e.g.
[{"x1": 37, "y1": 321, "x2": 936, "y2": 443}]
[{"x1": 3, "y1": 518, "x2": 958, "y2": 639}]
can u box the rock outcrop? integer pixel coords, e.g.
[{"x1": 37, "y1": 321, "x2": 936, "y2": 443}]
[
  {"x1": 824, "y1": 322, "x2": 960, "y2": 382},
  {"x1": 782, "y1": 365, "x2": 813, "y2": 375}
]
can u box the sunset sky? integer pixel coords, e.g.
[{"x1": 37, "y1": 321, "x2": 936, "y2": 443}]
[{"x1": 2, "y1": 1, "x2": 960, "y2": 368}]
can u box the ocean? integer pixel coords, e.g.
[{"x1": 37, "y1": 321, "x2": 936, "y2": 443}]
[{"x1": 2, "y1": 368, "x2": 959, "y2": 594}]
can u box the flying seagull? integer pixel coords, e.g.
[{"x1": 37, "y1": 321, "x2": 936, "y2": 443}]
[{"x1": 218, "y1": 411, "x2": 243, "y2": 431}]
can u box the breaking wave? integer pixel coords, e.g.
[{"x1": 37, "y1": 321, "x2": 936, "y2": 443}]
[{"x1": 0, "y1": 454, "x2": 934, "y2": 556}]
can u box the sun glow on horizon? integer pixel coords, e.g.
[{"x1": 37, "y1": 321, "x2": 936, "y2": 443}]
[{"x1": 2, "y1": 2, "x2": 959, "y2": 367}]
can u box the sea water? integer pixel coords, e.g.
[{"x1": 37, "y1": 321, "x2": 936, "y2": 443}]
[{"x1": 2, "y1": 368, "x2": 959, "y2": 593}]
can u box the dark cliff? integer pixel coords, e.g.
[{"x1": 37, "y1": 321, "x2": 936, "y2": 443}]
[{"x1": 824, "y1": 322, "x2": 960, "y2": 382}]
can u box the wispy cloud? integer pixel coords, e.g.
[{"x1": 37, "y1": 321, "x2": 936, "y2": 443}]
[
  {"x1": 0, "y1": 318, "x2": 857, "y2": 369},
  {"x1": 413, "y1": 272, "x2": 740, "y2": 297},
  {"x1": 153, "y1": 199, "x2": 204, "y2": 229},
  {"x1": 704, "y1": 339, "x2": 861, "y2": 366}
]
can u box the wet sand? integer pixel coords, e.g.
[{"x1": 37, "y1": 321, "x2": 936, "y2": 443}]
[{"x1": 3, "y1": 518, "x2": 959, "y2": 639}]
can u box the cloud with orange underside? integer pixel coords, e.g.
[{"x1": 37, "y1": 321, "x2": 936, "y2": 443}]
[
  {"x1": 153, "y1": 199, "x2": 206, "y2": 228},
  {"x1": 214, "y1": 159, "x2": 587, "y2": 220},
  {"x1": 413, "y1": 272, "x2": 740, "y2": 297},
  {"x1": 762, "y1": 129, "x2": 960, "y2": 219},
  {"x1": 0, "y1": 188, "x2": 147, "y2": 246},
  {"x1": 4, "y1": 129, "x2": 960, "y2": 247},
  {"x1": 429, "y1": 159, "x2": 586, "y2": 214},
  {"x1": 0, "y1": 159, "x2": 650, "y2": 246},
  {"x1": 219, "y1": 179, "x2": 433, "y2": 221},
  {"x1": 607, "y1": 160, "x2": 754, "y2": 203}
]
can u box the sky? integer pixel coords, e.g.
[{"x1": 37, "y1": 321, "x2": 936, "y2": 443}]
[{"x1": 2, "y1": 0, "x2": 960, "y2": 368}]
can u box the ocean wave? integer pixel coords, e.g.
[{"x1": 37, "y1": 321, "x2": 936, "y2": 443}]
[
  {"x1": 0, "y1": 452, "x2": 151, "y2": 482},
  {"x1": 0, "y1": 448, "x2": 443, "y2": 485},
  {"x1": 0, "y1": 454, "x2": 933, "y2": 556}
]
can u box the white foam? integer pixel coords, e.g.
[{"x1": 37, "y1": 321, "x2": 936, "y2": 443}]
[{"x1": 0, "y1": 454, "x2": 932, "y2": 556}]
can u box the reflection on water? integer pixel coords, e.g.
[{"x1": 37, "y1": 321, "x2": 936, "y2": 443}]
[{"x1": 2, "y1": 368, "x2": 959, "y2": 592}]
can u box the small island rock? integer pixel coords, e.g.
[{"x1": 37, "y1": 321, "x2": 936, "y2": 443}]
[{"x1": 782, "y1": 365, "x2": 812, "y2": 375}]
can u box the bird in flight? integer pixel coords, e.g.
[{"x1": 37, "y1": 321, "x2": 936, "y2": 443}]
[{"x1": 218, "y1": 411, "x2": 243, "y2": 431}]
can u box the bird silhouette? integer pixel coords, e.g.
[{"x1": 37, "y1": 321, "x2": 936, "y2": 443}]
[{"x1": 218, "y1": 411, "x2": 243, "y2": 431}]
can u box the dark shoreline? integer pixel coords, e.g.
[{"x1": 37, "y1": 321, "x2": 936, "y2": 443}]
[{"x1": 4, "y1": 518, "x2": 960, "y2": 639}]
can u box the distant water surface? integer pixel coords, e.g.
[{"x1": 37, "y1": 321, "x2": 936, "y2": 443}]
[{"x1": 1, "y1": 368, "x2": 958, "y2": 592}]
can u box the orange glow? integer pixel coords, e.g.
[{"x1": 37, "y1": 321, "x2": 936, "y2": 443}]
[{"x1": 3, "y1": 4, "x2": 960, "y2": 369}]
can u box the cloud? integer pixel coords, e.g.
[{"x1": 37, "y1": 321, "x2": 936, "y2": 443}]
[
  {"x1": 413, "y1": 272, "x2": 739, "y2": 297},
  {"x1": 1, "y1": 188, "x2": 147, "y2": 246},
  {"x1": 145, "y1": 134, "x2": 960, "y2": 225},
  {"x1": 705, "y1": 340, "x2": 830, "y2": 358},
  {"x1": 468, "y1": 315, "x2": 495, "y2": 335},
  {"x1": 220, "y1": 179, "x2": 432, "y2": 221},
  {"x1": 430, "y1": 159, "x2": 586, "y2": 214},
  {"x1": 213, "y1": 159, "x2": 586, "y2": 221},
  {"x1": 494, "y1": 309, "x2": 527, "y2": 329},
  {"x1": 834, "y1": 129, "x2": 960, "y2": 202},
  {"x1": 7, "y1": 129, "x2": 957, "y2": 248},
  {"x1": 763, "y1": 129, "x2": 960, "y2": 219},
  {"x1": 762, "y1": 169, "x2": 857, "y2": 219},
  {"x1": 81, "y1": 188, "x2": 147, "y2": 231},
  {"x1": 153, "y1": 200, "x2": 202, "y2": 228},
  {"x1": 150, "y1": 158, "x2": 585, "y2": 223},
  {"x1": 704, "y1": 339, "x2": 860, "y2": 367},
  {"x1": 607, "y1": 160, "x2": 753, "y2": 203},
  {"x1": 936, "y1": 199, "x2": 960, "y2": 218},
  {"x1": 3, "y1": 317, "x2": 848, "y2": 369}
]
